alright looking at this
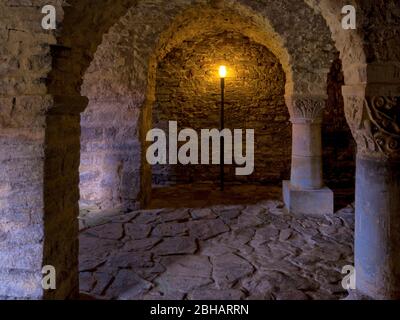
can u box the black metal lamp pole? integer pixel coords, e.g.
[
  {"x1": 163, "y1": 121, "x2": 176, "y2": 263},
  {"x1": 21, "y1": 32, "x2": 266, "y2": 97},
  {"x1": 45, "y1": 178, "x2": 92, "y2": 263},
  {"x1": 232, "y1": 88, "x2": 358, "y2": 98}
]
[{"x1": 220, "y1": 73, "x2": 225, "y2": 191}]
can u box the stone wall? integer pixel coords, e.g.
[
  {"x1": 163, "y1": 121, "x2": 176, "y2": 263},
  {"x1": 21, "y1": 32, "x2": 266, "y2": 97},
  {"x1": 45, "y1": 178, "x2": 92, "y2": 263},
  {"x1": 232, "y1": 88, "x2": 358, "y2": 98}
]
[
  {"x1": 0, "y1": 0, "x2": 77, "y2": 299},
  {"x1": 323, "y1": 56, "x2": 356, "y2": 206},
  {"x1": 79, "y1": 100, "x2": 142, "y2": 212},
  {"x1": 153, "y1": 32, "x2": 355, "y2": 191},
  {"x1": 153, "y1": 32, "x2": 291, "y2": 186}
]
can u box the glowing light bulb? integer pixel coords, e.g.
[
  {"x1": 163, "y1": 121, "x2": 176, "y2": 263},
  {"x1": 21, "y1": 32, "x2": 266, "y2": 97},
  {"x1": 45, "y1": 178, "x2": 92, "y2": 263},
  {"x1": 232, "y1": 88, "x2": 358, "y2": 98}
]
[{"x1": 219, "y1": 65, "x2": 227, "y2": 78}]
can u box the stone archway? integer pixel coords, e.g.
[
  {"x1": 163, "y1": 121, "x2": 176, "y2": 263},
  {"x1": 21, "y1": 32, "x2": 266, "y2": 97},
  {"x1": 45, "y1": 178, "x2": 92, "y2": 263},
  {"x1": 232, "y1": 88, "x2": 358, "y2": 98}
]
[
  {"x1": 68, "y1": 0, "x2": 340, "y2": 299},
  {"x1": 77, "y1": 0, "x2": 337, "y2": 211},
  {"x1": 305, "y1": 0, "x2": 400, "y2": 299},
  {"x1": 0, "y1": 0, "x2": 339, "y2": 299},
  {"x1": 1, "y1": 0, "x2": 399, "y2": 300}
]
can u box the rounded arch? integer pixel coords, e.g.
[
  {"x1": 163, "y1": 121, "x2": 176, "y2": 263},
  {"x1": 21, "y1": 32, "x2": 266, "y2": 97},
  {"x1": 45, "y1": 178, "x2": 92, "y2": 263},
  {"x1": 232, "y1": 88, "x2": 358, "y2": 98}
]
[
  {"x1": 303, "y1": 0, "x2": 367, "y2": 86},
  {"x1": 78, "y1": 0, "x2": 338, "y2": 208},
  {"x1": 51, "y1": 0, "x2": 338, "y2": 102}
]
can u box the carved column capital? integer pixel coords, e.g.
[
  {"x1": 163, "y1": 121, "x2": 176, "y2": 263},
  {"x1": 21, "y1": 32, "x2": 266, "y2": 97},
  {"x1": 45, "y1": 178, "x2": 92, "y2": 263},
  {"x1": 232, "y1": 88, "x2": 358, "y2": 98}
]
[
  {"x1": 343, "y1": 93, "x2": 400, "y2": 161},
  {"x1": 285, "y1": 95, "x2": 326, "y2": 124}
]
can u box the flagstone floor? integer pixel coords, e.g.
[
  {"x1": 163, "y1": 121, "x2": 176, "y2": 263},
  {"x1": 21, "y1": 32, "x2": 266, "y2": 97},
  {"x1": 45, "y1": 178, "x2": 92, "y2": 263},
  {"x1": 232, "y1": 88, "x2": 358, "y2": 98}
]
[{"x1": 79, "y1": 184, "x2": 354, "y2": 300}]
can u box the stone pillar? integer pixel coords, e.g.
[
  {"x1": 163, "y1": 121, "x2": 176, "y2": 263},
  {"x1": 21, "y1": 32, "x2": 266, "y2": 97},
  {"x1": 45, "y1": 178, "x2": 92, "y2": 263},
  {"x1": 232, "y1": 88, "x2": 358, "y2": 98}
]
[
  {"x1": 343, "y1": 84, "x2": 400, "y2": 299},
  {"x1": 43, "y1": 95, "x2": 88, "y2": 299},
  {"x1": 0, "y1": 94, "x2": 86, "y2": 299},
  {"x1": 283, "y1": 95, "x2": 334, "y2": 215}
]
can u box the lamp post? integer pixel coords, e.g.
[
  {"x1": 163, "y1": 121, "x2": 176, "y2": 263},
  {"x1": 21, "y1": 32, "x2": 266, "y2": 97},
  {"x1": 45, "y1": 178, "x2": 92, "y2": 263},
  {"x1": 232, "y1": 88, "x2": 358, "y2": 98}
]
[{"x1": 219, "y1": 66, "x2": 227, "y2": 191}]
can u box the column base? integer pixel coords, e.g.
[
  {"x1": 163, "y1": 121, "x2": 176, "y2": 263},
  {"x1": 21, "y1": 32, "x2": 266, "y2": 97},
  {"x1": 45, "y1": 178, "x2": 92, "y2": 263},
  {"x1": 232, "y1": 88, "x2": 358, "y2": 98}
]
[{"x1": 283, "y1": 181, "x2": 334, "y2": 216}]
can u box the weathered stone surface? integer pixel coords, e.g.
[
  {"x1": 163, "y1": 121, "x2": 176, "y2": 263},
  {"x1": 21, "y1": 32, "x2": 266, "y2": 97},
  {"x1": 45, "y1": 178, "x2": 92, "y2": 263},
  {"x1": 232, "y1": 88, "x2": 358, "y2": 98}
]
[
  {"x1": 158, "y1": 209, "x2": 190, "y2": 223},
  {"x1": 212, "y1": 253, "x2": 254, "y2": 289},
  {"x1": 133, "y1": 210, "x2": 162, "y2": 224},
  {"x1": 187, "y1": 219, "x2": 229, "y2": 240},
  {"x1": 152, "y1": 222, "x2": 188, "y2": 237},
  {"x1": 124, "y1": 223, "x2": 152, "y2": 240},
  {"x1": 153, "y1": 237, "x2": 197, "y2": 256},
  {"x1": 79, "y1": 254, "x2": 108, "y2": 272},
  {"x1": 123, "y1": 238, "x2": 161, "y2": 252},
  {"x1": 106, "y1": 252, "x2": 153, "y2": 269},
  {"x1": 106, "y1": 270, "x2": 152, "y2": 299},
  {"x1": 189, "y1": 289, "x2": 244, "y2": 300},
  {"x1": 217, "y1": 208, "x2": 242, "y2": 222},
  {"x1": 79, "y1": 272, "x2": 95, "y2": 293},
  {"x1": 156, "y1": 256, "x2": 212, "y2": 292},
  {"x1": 91, "y1": 272, "x2": 114, "y2": 297},
  {"x1": 254, "y1": 225, "x2": 279, "y2": 241},
  {"x1": 153, "y1": 31, "x2": 290, "y2": 186},
  {"x1": 85, "y1": 223, "x2": 124, "y2": 240},
  {"x1": 242, "y1": 275, "x2": 275, "y2": 299},
  {"x1": 78, "y1": 198, "x2": 354, "y2": 300},
  {"x1": 279, "y1": 228, "x2": 293, "y2": 241},
  {"x1": 80, "y1": 234, "x2": 121, "y2": 255},
  {"x1": 190, "y1": 208, "x2": 216, "y2": 220},
  {"x1": 275, "y1": 289, "x2": 309, "y2": 300}
]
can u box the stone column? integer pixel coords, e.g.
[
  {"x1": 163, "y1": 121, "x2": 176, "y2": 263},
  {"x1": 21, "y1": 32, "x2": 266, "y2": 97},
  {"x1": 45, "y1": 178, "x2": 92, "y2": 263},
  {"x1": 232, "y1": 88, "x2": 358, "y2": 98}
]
[
  {"x1": 43, "y1": 95, "x2": 88, "y2": 299},
  {"x1": 283, "y1": 95, "x2": 334, "y2": 215},
  {"x1": 343, "y1": 84, "x2": 400, "y2": 299}
]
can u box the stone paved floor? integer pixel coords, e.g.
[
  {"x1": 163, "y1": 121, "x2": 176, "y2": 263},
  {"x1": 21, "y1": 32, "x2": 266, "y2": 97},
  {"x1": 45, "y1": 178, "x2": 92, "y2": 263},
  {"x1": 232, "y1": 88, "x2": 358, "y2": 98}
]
[{"x1": 79, "y1": 185, "x2": 354, "y2": 300}]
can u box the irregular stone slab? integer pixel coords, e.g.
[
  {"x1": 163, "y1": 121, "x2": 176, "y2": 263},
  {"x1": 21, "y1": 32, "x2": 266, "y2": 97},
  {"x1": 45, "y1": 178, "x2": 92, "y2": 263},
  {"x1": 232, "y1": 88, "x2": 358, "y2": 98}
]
[
  {"x1": 200, "y1": 243, "x2": 235, "y2": 257},
  {"x1": 123, "y1": 237, "x2": 161, "y2": 252},
  {"x1": 79, "y1": 253, "x2": 108, "y2": 272},
  {"x1": 263, "y1": 214, "x2": 291, "y2": 229},
  {"x1": 160, "y1": 255, "x2": 212, "y2": 278},
  {"x1": 106, "y1": 269, "x2": 152, "y2": 300},
  {"x1": 142, "y1": 290, "x2": 186, "y2": 300},
  {"x1": 80, "y1": 234, "x2": 121, "y2": 255},
  {"x1": 156, "y1": 256, "x2": 212, "y2": 292},
  {"x1": 212, "y1": 230, "x2": 250, "y2": 252},
  {"x1": 242, "y1": 205, "x2": 266, "y2": 216},
  {"x1": 124, "y1": 223, "x2": 152, "y2": 240},
  {"x1": 79, "y1": 272, "x2": 95, "y2": 293},
  {"x1": 153, "y1": 236, "x2": 197, "y2": 256},
  {"x1": 187, "y1": 219, "x2": 229, "y2": 240},
  {"x1": 106, "y1": 252, "x2": 153, "y2": 269},
  {"x1": 218, "y1": 229, "x2": 255, "y2": 248},
  {"x1": 210, "y1": 205, "x2": 244, "y2": 212},
  {"x1": 319, "y1": 224, "x2": 338, "y2": 236},
  {"x1": 254, "y1": 270, "x2": 315, "y2": 293},
  {"x1": 254, "y1": 225, "x2": 279, "y2": 241},
  {"x1": 133, "y1": 210, "x2": 162, "y2": 224},
  {"x1": 158, "y1": 209, "x2": 190, "y2": 223},
  {"x1": 85, "y1": 223, "x2": 124, "y2": 240},
  {"x1": 91, "y1": 271, "x2": 114, "y2": 297},
  {"x1": 135, "y1": 263, "x2": 166, "y2": 282},
  {"x1": 79, "y1": 208, "x2": 125, "y2": 229},
  {"x1": 237, "y1": 213, "x2": 264, "y2": 227},
  {"x1": 188, "y1": 288, "x2": 244, "y2": 300},
  {"x1": 217, "y1": 208, "x2": 242, "y2": 222},
  {"x1": 212, "y1": 253, "x2": 254, "y2": 289},
  {"x1": 275, "y1": 289, "x2": 309, "y2": 300},
  {"x1": 307, "y1": 246, "x2": 342, "y2": 262},
  {"x1": 190, "y1": 208, "x2": 217, "y2": 220},
  {"x1": 152, "y1": 222, "x2": 188, "y2": 237},
  {"x1": 279, "y1": 228, "x2": 293, "y2": 241},
  {"x1": 110, "y1": 211, "x2": 139, "y2": 223},
  {"x1": 291, "y1": 253, "x2": 321, "y2": 266},
  {"x1": 260, "y1": 200, "x2": 284, "y2": 211},
  {"x1": 242, "y1": 275, "x2": 275, "y2": 298}
]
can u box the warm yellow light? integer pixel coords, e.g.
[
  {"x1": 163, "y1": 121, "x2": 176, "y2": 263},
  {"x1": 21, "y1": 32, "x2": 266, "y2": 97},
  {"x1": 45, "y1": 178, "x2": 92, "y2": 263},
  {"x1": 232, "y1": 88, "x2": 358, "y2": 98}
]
[{"x1": 219, "y1": 65, "x2": 227, "y2": 78}]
